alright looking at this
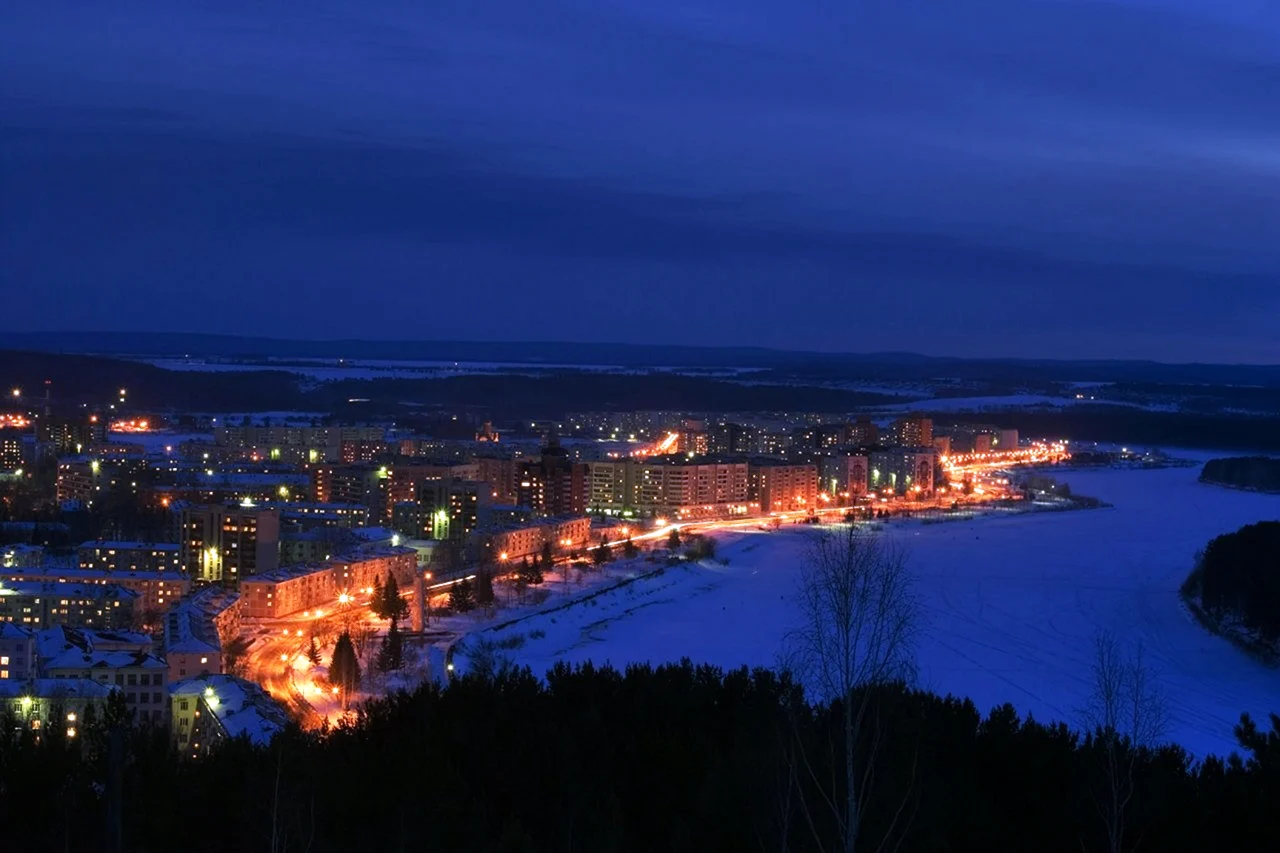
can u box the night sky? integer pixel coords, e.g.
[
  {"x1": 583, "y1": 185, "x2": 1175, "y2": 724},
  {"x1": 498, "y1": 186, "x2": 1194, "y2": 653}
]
[{"x1": 3, "y1": 0, "x2": 1278, "y2": 362}]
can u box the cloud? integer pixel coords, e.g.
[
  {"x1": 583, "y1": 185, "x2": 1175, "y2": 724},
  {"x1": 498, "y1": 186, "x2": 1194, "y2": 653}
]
[{"x1": 2, "y1": 0, "x2": 1279, "y2": 360}]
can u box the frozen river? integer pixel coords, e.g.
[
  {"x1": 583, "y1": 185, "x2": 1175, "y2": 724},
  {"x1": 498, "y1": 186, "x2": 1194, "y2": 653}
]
[{"x1": 475, "y1": 461, "x2": 1280, "y2": 757}]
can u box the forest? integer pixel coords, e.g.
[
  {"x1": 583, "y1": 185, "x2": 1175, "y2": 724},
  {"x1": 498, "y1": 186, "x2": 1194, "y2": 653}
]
[
  {"x1": 3, "y1": 661, "x2": 1280, "y2": 853},
  {"x1": 1199, "y1": 457, "x2": 1280, "y2": 493},
  {"x1": 1184, "y1": 520, "x2": 1280, "y2": 642}
]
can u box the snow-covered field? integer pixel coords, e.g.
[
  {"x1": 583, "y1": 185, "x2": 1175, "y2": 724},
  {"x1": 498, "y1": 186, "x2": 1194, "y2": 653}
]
[{"x1": 468, "y1": 463, "x2": 1280, "y2": 757}]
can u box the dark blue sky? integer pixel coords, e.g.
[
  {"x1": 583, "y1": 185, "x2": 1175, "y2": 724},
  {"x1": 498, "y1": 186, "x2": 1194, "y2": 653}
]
[{"x1": 3, "y1": 0, "x2": 1279, "y2": 361}]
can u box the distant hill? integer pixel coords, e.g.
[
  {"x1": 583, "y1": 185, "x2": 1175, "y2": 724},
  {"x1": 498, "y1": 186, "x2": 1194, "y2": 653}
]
[{"x1": 6, "y1": 331, "x2": 1280, "y2": 386}]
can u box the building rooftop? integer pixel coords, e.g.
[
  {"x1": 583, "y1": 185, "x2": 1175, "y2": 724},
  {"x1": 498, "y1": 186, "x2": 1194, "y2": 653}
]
[
  {"x1": 0, "y1": 678, "x2": 117, "y2": 701},
  {"x1": 0, "y1": 622, "x2": 34, "y2": 641},
  {"x1": 171, "y1": 674, "x2": 289, "y2": 746},
  {"x1": 78, "y1": 541, "x2": 179, "y2": 552},
  {"x1": 246, "y1": 544, "x2": 416, "y2": 584},
  {"x1": 0, "y1": 579, "x2": 140, "y2": 601},
  {"x1": 1, "y1": 566, "x2": 188, "y2": 584},
  {"x1": 43, "y1": 646, "x2": 166, "y2": 672}
]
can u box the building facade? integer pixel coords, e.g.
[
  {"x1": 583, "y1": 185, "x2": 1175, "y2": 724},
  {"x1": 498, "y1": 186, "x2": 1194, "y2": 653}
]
[
  {"x1": 749, "y1": 461, "x2": 820, "y2": 514},
  {"x1": 78, "y1": 541, "x2": 181, "y2": 574},
  {"x1": 239, "y1": 546, "x2": 417, "y2": 618},
  {"x1": 0, "y1": 581, "x2": 138, "y2": 630},
  {"x1": 179, "y1": 503, "x2": 281, "y2": 587},
  {"x1": 869, "y1": 449, "x2": 937, "y2": 495}
]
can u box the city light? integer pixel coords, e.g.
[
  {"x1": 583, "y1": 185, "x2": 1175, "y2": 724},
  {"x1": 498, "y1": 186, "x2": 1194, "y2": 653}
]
[
  {"x1": 338, "y1": 593, "x2": 351, "y2": 604},
  {"x1": 109, "y1": 418, "x2": 151, "y2": 432},
  {"x1": 10, "y1": 388, "x2": 18, "y2": 398}
]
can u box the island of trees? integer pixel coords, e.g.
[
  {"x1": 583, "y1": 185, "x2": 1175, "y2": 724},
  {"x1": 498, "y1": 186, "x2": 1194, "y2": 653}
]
[
  {"x1": 1182, "y1": 520, "x2": 1280, "y2": 650},
  {"x1": 1199, "y1": 456, "x2": 1280, "y2": 492}
]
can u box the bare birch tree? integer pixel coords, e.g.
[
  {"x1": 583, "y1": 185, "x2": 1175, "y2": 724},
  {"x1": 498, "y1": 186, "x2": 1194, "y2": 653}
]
[
  {"x1": 1082, "y1": 630, "x2": 1169, "y2": 853},
  {"x1": 784, "y1": 525, "x2": 918, "y2": 853}
]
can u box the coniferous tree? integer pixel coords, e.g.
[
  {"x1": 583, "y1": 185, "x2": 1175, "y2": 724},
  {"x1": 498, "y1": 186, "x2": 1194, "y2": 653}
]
[
  {"x1": 592, "y1": 541, "x2": 610, "y2": 567},
  {"x1": 376, "y1": 620, "x2": 404, "y2": 672},
  {"x1": 540, "y1": 540, "x2": 554, "y2": 567},
  {"x1": 475, "y1": 569, "x2": 496, "y2": 607},
  {"x1": 381, "y1": 575, "x2": 409, "y2": 622},
  {"x1": 667, "y1": 527, "x2": 681, "y2": 550},
  {"x1": 330, "y1": 631, "x2": 362, "y2": 696},
  {"x1": 306, "y1": 636, "x2": 321, "y2": 665},
  {"x1": 623, "y1": 537, "x2": 638, "y2": 559},
  {"x1": 370, "y1": 575, "x2": 386, "y2": 618},
  {"x1": 450, "y1": 578, "x2": 476, "y2": 613}
]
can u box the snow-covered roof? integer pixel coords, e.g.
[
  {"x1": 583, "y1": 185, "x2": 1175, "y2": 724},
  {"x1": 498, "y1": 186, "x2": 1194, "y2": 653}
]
[
  {"x1": 0, "y1": 622, "x2": 34, "y2": 641},
  {"x1": 0, "y1": 678, "x2": 117, "y2": 701},
  {"x1": 43, "y1": 647, "x2": 166, "y2": 672},
  {"x1": 77, "y1": 541, "x2": 179, "y2": 552},
  {"x1": 171, "y1": 674, "x2": 289, "y2": 746},
  {"x1": 0, "y1": 579, "x2": 140, "y2": 601}
]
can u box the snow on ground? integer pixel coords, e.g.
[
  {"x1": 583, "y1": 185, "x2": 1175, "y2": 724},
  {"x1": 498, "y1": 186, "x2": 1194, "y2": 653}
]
[
  {"x1": 887, "y1": 394, "x2": 1178, "y2": 413},
  {"x1": 470, "y1": 464, "x2": 1280, "y2": 758},
  {"x1": 108, "y1": 431, "x2": 210, "y2": 451}
]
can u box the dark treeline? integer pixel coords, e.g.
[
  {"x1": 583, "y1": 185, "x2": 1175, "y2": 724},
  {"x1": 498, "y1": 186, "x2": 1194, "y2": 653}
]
[
  {"x1": 1185, "y1": 521, "x2": 1280, "y2": 641},
  {"x1": 1200, "y1": 457, "x2": 1280, "y2": 492},
  {"x1": 5, "y1": 662, "x2": 1280, "y2": 853}
]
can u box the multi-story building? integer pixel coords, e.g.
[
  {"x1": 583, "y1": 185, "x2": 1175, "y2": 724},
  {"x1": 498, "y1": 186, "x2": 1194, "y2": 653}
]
[
  {"x1": 869, "y1": 449, "x2": 937, "y2": 495},
  {"x1": 171, "y1": 674, "x2": 289, "y2": 758},
  {"x1": 0, "y1": 580, "x2": 138, "y2": 630},
  {"x1": 820, "y1": 453, "x2": 871, "y2": 500},
  {"x1": 634, "y1": 457, "x2": 750, "y2": 516},
  {"x1": 272, "y1": 502, "x2": 368, "y2": 531},
  {"x1": 792, "y1": 424, "x2": 849, "y2": 451},
  {"x1": 707, "y1": 422, "x2": 759, "y2": 456},
  {"x1": 179, "y1": 503, "x2": 280, "y2": 587},
  {"x1": 339, "y1": 439, "x2": 391, "y2": 463},
  {"x1": 55, "y1": 457, "x2": 151, "y2": 508},
  {"x1": 585, "y1": 457, "x2": 752, "y2": 517},
  {"x1": 749, "y1": 460, "x2": 820, "y2": 514},
  {"x1": 0, "y1": 678, "x2": 117, "y2": 736},
  {"x1": 162, "y1": 587, "x2": 240, "y2": 684},
  {"x1": 676, "y1": 420, "x2": 709, "y2": 456},
  {"x1": 473, "y1": 454, "x2": 519, "y2": 504},
  {"x1": 312, "y1": 463, "x2": 386, "y2": 512},
  {"x1": 471, "y1": 516, "x2": 592, "y2": 564},
  {"x1": 279, "y1": 526, "x2": 358, "y2": 566},
  {"x1": 585, "y1": 459, "x2": 634, "y2": 515},
  {"x1": 2, "y1": 567, "x2": 188, "y2": 617},
  {"x1": 214, "y1": 424, "x2": 386, "y2": 463},
  {"x1": 417, "y1": 478, "x2": 488, "y2": 541},
  {"x1": 239, "y1": 546, "x2": 417, "y2": 618},
  {"x1": 385, "y1": 461, "x2": 480, "y2": 514},
  {"x1": 0, "y1": 434, "x2": 24, "y2": 471},
  {"x1": 78, "y1": 541, "x2": 181, "y2": 574},
  {"x1": 1, "y1": 544, "x2": 45, "y2": 569},
  {"x1": 0, "y1": 623, "x2": 37, "y2": 680},
  {"x1": 37, "y1": 413, "x2": 105, "y2": 456},
  {"x1": 847, "y1": 417, "x2": 880, "y2": 447},
  {"x1": 757, "y1": 429, "x2": 793, "y2": 457},
  {"x1": 517, "y1": 439, "x2": 588, "y2": 517},
  {"x1": 889, "y1": 417, "x2": 933, "y2": 448},
  {"x1": 42, "y1": 645, "x2": 169, "y2": 726}
]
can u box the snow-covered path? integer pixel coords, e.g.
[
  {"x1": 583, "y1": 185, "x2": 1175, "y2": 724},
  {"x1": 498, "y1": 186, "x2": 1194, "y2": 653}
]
[{"x1": 480, "y1": 463, "x2": 1280, "y2": 757}]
